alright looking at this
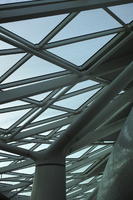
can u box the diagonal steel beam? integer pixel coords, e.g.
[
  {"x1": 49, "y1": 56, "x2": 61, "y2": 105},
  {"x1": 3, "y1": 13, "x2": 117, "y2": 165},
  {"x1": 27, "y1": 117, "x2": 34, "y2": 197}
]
[
  {"x1": 0, "y1": 159, "x2": 34, "y2": 173},
  {"x1": 0, "y1": 71, "x2": 69, "y2": 90},
  {"x1": 13, "y1": 116, "x2": 74, "y2": 140},
  {"x1": 0, "y1": 141, "x2": 35, "y2": 159},
  {"x1": 0, "y1": 27, "x2": 125, "y2": 56},
  {"x1": 0, "y1": 32, "x2": 80, "y2": 74},
  {"x1": 70, "y1": 87, "x2": 133, "y2": 152},
  {"x1": 70, "y1": 118, "x2": 125, "y2": 153},
  {"x1": 67, "y1": 147, "x2": 112, "y2": 172},
  {"x1": 44, "y1": 27, "x2": 125, "y2": 49},
  {"x1": 45, "y1": 61, "x2": 133, "y2": 154},
  {"x1": 0, "y1": 181, "x2": 32, "y2": 192},
  {"x1": 0, "y1": 74, "x2": 87, "y2": 104},
  {"x1": 0, "y1": 0, "x2": 132, "y2": 23}
]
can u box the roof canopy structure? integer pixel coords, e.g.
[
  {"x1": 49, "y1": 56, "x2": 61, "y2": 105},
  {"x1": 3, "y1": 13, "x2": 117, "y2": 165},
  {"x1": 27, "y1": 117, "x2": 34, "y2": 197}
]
[{"x1": 0, "y1": 0, "x2": 133, "y2": 199}]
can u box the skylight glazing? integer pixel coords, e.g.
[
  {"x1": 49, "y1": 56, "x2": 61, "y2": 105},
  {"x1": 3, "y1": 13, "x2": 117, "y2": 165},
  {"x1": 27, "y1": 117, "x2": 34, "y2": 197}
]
[{"x1": 0, "y1": 1, "x2": 133, "y2": 199}]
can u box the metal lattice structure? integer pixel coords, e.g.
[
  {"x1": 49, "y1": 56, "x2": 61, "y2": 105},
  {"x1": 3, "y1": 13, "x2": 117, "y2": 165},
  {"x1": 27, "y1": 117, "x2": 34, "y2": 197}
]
[{"x1": 0, "y1": 0, "x2": 133, "y2": 199}]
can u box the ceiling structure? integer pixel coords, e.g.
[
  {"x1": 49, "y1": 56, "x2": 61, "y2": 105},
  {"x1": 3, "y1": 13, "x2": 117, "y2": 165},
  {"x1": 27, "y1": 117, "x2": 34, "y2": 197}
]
[{"x1": 0, "y1": 0, "x2": 133, "y2": 199}]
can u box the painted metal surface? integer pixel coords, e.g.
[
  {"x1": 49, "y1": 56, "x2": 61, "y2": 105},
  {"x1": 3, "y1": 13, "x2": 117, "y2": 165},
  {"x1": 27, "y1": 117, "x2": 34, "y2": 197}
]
[{"x1": 97, "y1": 108, "x2": 133, "y2": 200}]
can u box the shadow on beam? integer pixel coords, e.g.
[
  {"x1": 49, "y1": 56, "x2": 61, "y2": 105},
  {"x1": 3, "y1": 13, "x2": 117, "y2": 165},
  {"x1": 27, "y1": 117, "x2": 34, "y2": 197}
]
[{"x1": 0, "y1": 193, "x2": 10, "y2": 200}]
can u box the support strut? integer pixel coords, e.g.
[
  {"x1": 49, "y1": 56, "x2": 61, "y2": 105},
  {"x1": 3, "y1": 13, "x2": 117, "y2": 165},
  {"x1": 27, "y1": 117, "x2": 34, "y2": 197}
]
[
  {"x1": 31, "y1": 152, "x2": 66, "y2": 200},
  {"x1": 97, "y1": 108, "x2": 133, "y2": 200}
]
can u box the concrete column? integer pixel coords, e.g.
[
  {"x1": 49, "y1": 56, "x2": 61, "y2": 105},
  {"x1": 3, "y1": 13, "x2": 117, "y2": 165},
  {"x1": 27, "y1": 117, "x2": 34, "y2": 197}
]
[
  {"x1": 31, "y1": 153, "x2": 66, "y2": 200},
  {"x1": 31, "y1": 164, "x2": 65, "y2": 200}
]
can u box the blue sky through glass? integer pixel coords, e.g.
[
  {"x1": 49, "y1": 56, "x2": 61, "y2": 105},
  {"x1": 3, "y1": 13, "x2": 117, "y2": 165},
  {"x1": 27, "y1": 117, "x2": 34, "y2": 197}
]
[{"x1": 0, "y1": 2, "x2": 132, "y2": 198}]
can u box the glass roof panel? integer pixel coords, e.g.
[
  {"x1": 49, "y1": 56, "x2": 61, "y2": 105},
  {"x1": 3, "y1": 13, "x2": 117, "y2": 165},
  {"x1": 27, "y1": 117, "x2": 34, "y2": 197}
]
[
  {"x1": 0, "y1": 181, "x2": 20, "y2": 185},
  {"x1": 18, "y1": 143, "x2": 35, "y2": 150},
  {"x1": 0, "y1": 1, "x2": 131, "y2": 199},
  {"x1": 0, "y1": 100, "x2": 28, "y2": 109},
  {"x1": 90, "y1": 145, "x2": 106, "y2": 152},
  {"x1": 19, "y1": 191, "x2": 31, "y2": 197},
  {"x1": 0, "y1": 54, "x2": 25, "y2": 77},
  {"x1": 51, "y1": 9, "x2": 121, "y2": 42},
  {"x1": 87, "y1": 188, "x2": 95, "y2": 193},
  {"x1": 0, "y1": 150, "x2": 19, "y2": 156},
  {"x1": 66, "y1": 80, "x2": 98, "y2": 93},
  {"x1": 1, "y1": 14, "x2": 68, "y2": 43},
  {"x1": 0, "y1": 161, "x2": 12, "y2": 167},
  {"x1": 54, "y1": 88, "x2": 100, "y2": 109},
  {"x1": 72, "y1": 163, "x2": 92, "y2": 173},
  {"x1": 3, "y1": 56, "x2": 64, "y2": 83},
  {"x1": 1, "y1": 174, "x2": 16, "y2": 178},
  {"x1": 48, "y1": 34, "x2": 116, "y2": 65},
  {"x1": 0, "y1": 40, "x2": 15, "y2": 49},
  {"x1": 0, "y1": 109, "x2": 30, "y2": 129},
  {"x1": 30, "y1": 91, "x2": 51, "y2": 101},
  {"x1": 39, "y1": 130, "x2": 51, "y2": 136},
  {"x1": 34, "y1": 144, "x2": 50, "y2": 151},
  {"x1": 80, "y1": 177, "x2": 94, "y2": 185},
  {"x1": 0, "y1": 0, "x2": 32, "y2": 4},
  {"x1": 58, "y1": 124, "x2": 69, "y2": 131},
  {"x1": 67, "y1": 188, "x2": 81, "y2": 196},
  {"x1": 109, "y1": 3, "x2": 133, "y2": 23},
  {"x1": 67, "y1": 147, "x2": 91, "y2": 159},
  {"x1": 32, "y1": 108, "x2": 66, "y2": 122},
  {"x1": 14, "y1": 166, "x2": 35, "y2": 174}
]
